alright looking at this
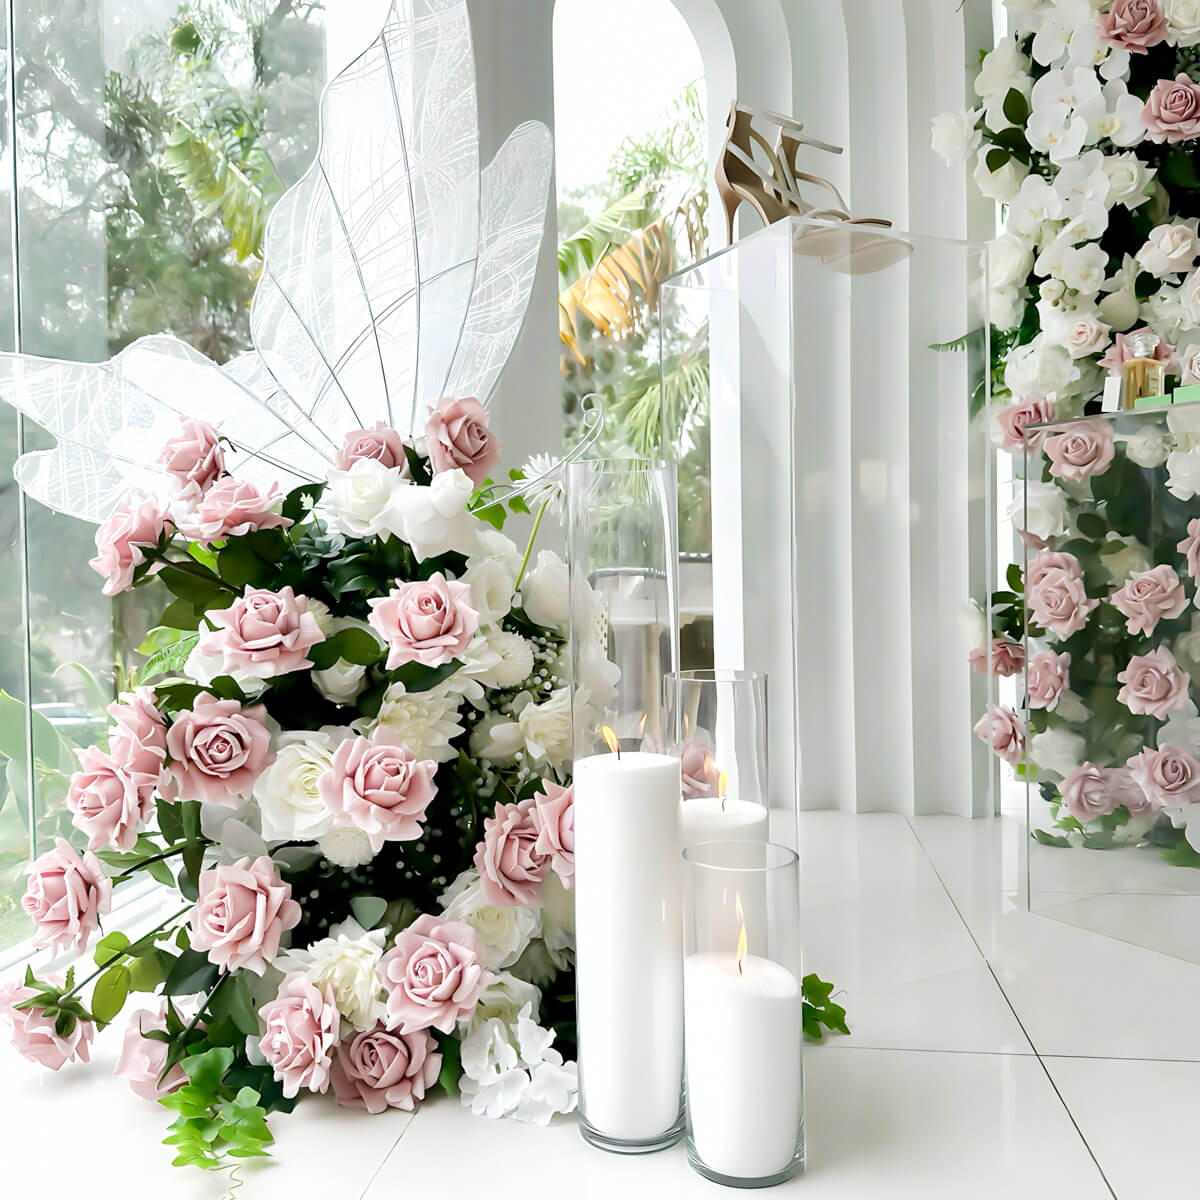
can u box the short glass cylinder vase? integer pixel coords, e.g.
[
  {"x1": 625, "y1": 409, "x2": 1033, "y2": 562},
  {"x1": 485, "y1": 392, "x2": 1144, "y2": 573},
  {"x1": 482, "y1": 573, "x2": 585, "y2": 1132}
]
[
  {"x1": 567, "y1": 457, "x2": 684, "y2": 1153},
  {"x1": 683, "y1": 841, "x2": 805, "y2": 1188},
  {"x1": 665, "y1": 669, "x2": 771, "y2": 848}
]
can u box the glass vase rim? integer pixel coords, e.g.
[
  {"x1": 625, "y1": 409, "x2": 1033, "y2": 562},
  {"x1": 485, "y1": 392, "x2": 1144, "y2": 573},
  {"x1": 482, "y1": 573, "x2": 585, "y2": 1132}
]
[
  {"x1": 669, "y1": 668, "x2": 766, "y2": 684},
  {"x1": 566, "y1": 455, "x2": 673, "y2": 474},
  {"x1": 682, "y1": 840, "x2": 798, "y2": 873}
]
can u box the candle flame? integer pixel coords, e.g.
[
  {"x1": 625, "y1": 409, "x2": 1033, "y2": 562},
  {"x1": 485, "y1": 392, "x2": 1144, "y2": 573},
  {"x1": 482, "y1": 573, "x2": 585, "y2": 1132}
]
[
  {"x1": 718, "y1": 768, "x2": 728, "y2": 813},
  {"x1": 735, "y1": 892, "x2": 747, "y2": 976},
  {"x1": 638, "y1": 712, "x2": 647, "y2": 736},
  {"x1": 600, "y1": 725, "x2": 621, "y2": 759}
]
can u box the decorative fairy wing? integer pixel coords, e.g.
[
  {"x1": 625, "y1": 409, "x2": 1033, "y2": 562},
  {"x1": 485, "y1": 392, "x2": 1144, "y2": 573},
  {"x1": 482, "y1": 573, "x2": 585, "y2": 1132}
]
[{"x1": 443, "y1": 121, "x2": 554, "y2": 406}]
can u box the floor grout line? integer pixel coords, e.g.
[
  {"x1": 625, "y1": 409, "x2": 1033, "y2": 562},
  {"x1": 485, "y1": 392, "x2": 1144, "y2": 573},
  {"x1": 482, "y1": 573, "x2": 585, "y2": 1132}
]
[
  {"x1": 358, "y1": 1112, "x2": 419, "y2": 1198},
  {"x1": 903, "y1": 815, "x2": 1120, "y2": 1200}
]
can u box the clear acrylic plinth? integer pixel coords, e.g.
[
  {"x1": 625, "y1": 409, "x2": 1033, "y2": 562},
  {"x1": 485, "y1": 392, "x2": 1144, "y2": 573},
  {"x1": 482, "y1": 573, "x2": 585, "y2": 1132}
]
[{"x1": 660, "y1": 216, "x2": 993, "y2": 824}]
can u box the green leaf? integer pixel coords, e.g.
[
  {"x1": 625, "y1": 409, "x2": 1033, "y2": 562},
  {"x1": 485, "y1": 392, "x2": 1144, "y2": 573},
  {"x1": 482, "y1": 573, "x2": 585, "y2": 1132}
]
[
  {"x1": 181, "y1": 1046, "x2": 235, "y2": 1093},
  {"x1": 1005, "y1": 562, "x2": 1023, "y2": 593},
  {"x1": 350, "y1": 895, "x2": 388, "y2": 929},
  {"x1": 91, "y1": 965, "x2": 131, "y2": 1024},
  {"x1": 309, "y1": 627, "x2": 383, "y2": 670},
  {"x1": 158, "y1": 564, "x2": 229, "y2": 608},
  {"x1": 1080, "y1": 831, "x2": 1117, "y2": 851},
  {"x1": 128, "y1": 951, "x2": 167, "y2": 993},
  {"x1": 180, "y1": 840, "x2": 206, "y2": 902},
  {"x1": 801, "y1": 972, "x2": 849, "y2": 1040},
  {"x1": 158, "y1": 798, "x2": 184, "y2": 845},
  {"x1": 53, "y1": 661, "x2": 111, "y2": 714},
  {"x1": 282, "y1": 482, "x2": 325, "y2": 523},
  {"x1": 1002, "y1": 86, "x2": 1029, "y2": 126},
  {"x1": 985, "y1": 146, "x2": 1011, "y2": 174},
  {"x1": 388, "y1": 659, "x2": 461, "y2": 694},
  {"x1": 1162, "y1": 839, "x2": 1200, "y2": 868},
  {"x1": 137, "y1": 626, "x2": 193, "y2": 656},
  {"x1": 1075, "y1": 512, "x2": 1108, "y2": 539},
  {"x1": 434, "y1": 1031, "x2": 463, "y2": 1096},
  {"x1": 163, "y1": 949, "x2": 219, "y2": 997},
  {"x1": 158, "y1": 597, "x2": 202, "y2": 631},
  {"x1": 208, "y1": 973, "x2": 260, "y2": 1038},
  {"x1": 139, "y1": 634, "x2": 200, "y2": 683},
  {"x1": 1032, "y1": 828, "x2": 1071, "y2": 847},
  {"x1": 94, "y1": 930, "x2": 132, "y2": 967}
]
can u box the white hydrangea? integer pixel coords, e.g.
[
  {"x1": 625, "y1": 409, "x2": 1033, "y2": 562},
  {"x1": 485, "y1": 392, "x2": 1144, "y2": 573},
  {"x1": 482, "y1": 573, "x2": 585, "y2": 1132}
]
[
  {"x1": 367, "y1": 682, "x2": 465, "y2": 762},
  {"x1": 439, "y1": 869, "x2": 542, "y2": 968},
  {"x1": 460, "y1": 970, "x2": 542, "y2": 1036},
  {"x1": 276, "y1": 920, "x2": 386, "y2": 1032},
  {"x1": 253, "y1": 727, "x2": 345, "y2": 841}
]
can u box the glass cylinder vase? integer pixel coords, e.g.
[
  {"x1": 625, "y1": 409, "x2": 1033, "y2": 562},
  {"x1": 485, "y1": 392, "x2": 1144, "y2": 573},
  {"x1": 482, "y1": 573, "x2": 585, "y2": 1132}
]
[
  {"x1": 683, "y1": 840, "x2": 805, "y2": 1188},
  {"x1": 665, "y1": 669, "x2": 770, "y2": 848},
  {"x1": 567, "y1": 457, "x2": 684, "y2": 1154}
]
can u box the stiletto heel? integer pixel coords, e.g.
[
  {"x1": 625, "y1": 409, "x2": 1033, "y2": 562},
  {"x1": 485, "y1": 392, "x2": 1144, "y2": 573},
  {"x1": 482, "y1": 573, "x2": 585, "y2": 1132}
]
[{"x1": 714, "y1": 101, "x2": 807, "y2": 241}]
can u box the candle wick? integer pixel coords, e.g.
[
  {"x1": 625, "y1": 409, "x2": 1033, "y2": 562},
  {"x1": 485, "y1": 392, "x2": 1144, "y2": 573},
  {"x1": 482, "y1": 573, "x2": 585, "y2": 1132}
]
[
  {"x1": 737, "y1": 956, "x2": 743, "y2": 978},
  {"x1": 616, "y1": 743, "x2": 621, "y2": 761}
]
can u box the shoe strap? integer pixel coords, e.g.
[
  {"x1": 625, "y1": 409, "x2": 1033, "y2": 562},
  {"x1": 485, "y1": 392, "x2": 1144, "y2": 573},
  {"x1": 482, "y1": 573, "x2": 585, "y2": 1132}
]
[
  {"x1": 737, "y1": 104, "x2": 843, "y2": 154},
  {"x1": 724, "y1": 141, "x2": 811, "y2": 212}
]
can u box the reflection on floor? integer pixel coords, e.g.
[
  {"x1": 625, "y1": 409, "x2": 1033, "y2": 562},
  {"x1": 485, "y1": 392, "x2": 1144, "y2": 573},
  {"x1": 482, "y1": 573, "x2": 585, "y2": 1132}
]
[{"x1": 4, "y1": 812, "x2": 1200, "y2": 1198}]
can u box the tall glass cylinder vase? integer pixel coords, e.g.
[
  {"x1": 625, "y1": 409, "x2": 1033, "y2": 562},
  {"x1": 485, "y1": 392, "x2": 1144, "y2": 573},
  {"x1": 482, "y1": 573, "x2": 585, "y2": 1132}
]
[{"x1": 567, "y1": 458, "x2": 684, "y2": 1153}]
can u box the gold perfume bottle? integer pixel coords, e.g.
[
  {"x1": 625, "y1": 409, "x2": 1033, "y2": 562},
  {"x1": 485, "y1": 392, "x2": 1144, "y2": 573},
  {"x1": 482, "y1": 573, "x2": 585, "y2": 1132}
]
[{"x1": 1122, "y1": 330, "x2": 1165, "y2": 409}]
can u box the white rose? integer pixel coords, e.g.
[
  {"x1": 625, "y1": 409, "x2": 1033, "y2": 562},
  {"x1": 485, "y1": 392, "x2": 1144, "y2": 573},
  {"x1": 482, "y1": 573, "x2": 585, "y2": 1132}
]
[
  {"x1": 1179, "y1": 341, "x2": 1200, "y2": 384},
  {"x1": 482, "y1": 630, "x2": 535, "y2": 690},
  {"x1": 574, "y1": 640, "x2": 620, "y2": 710},
  {"x1": 276, "y1": 921, "x2": 387, "y2": 1032},
  {"x1": 1169, "y1": 403, "x2": 1200, "y2": 449},
  {"x1": 516, "y1": 687, "x2": 572, "y2": 766},
  {"x1": 1174, "y1": 618, "x2": 1200, "y2": 680},
  {"x1": 1098, "y1": 535, "x2": 1154, "y2": 580},
  {"x1": 469, "y1": 712, "x2": 526, "y2": 764},
  {"x1": 1004, "y1": 338, "x2": 1081, "y2": 399},
  {"x1": 519, "y1": 550, "x2": 569, "y2": 632},
  {"x1": 1180, "y1": 268, "x2": 1200, "y2": 327},
  {"x1": 321, "y1": 457, "x2": 407, "y2": 539},
  {"x1": 960, "y1": 602, "x2": 988, "y2": 655},
  {"x1": 459, "y1": 970, "x2": 541, "y2": 1036},
  {"x1": 183, "y1": 640, "x2": 266, "y2": 697},
  {"x1": 1168, "y1": 0, "x2": 1200, "y2": 46},
  {"x1": 972, "y1": 149, "x2": 1027, "y2": 202},
  {"x1": 1102, "y1": 152, "x2": 1155, "y2": 209},
  {"x1": 1167, "y1": 447, "x2": 1200, "y2": 500},
  {"x1": 318, "y1": 824, "x2": 375, "y2": 868},
  {"x1": 253, "y1": 728, "x2": 343, "y2": 841},
  {"x1": 989, "y1": 285, "x2": 1024, "y2": 331},
  {"x1": 440, "y1": 869, "x2": 542, "y2": 968},
  {"x1": 930, "y1": 109, "x2": 979, "y2": 163},
  {"x1": 391, "y1": 468, "x2": 478, "y2": 561},
  {"x1": 539, "y1": 872, "x2": 574, "y2": 970},
  {"x1": 313, "y1": 658, "x2": 369, "y2": 705},
  {"x1": 461, "y1": 556, "x2": 516, "y2": 626},
  {"x1": 1041, "y1": 302, "x2": 1111, "y2": 359},
  {"x1": 1098, "y1": 286, "x2": 1140, "y2": 330},
  {"x1": 976, "y1": 37, "x2": 1031, "y2": 100},
  {"x1": 1117, "y1": 427, "x2": 1170, "y2": 468},
  {"x1": 1030, "y1": 727, "x2": 1085, "y2": 779},
  {"x1": 473, "y1": 529, "x2": 523, "y2": 576},
  {"x1": 1009, "y1": 479, "x2": 1067, "y2": 539},
  {"x1": 368, "y1": 682, "x2": 465, "y2": 762},
  {"x1": 510, "y1": 939, "x2": 559, "y2": 987},
  {"x1": 1137, "y1": 223, "x2": 1200, "y2": 278}
]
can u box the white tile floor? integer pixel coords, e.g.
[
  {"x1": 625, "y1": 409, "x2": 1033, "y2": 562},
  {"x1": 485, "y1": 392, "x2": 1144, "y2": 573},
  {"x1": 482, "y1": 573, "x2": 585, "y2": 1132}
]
[{"x1": 4, "y1": 812, "x2": 1200, "y2": 1198}]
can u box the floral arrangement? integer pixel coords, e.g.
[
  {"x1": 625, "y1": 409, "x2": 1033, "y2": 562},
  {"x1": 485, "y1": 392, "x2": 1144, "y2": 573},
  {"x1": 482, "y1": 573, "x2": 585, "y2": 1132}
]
[
  {"x1": 0, "y1": 400, "x2": 592, "y2": 1170},
  {"x1": 933, "y1": 1, "x2": 1200, "y2": 858}
]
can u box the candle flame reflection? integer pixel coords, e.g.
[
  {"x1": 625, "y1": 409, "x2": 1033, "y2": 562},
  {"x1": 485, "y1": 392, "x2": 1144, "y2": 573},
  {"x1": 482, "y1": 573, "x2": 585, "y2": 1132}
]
[
  {"x1": 600, "y1": 725, "x2": 621, "y2": 759},
  {"x1": 735, "y1": 893, "x2": 747, "y2": 977},
  {"x1": 638, "y1": 712, "x2": 647, "y2": 737},
  {"x1": 718, "y1": 768, "x2": 728, "y2": 814}
]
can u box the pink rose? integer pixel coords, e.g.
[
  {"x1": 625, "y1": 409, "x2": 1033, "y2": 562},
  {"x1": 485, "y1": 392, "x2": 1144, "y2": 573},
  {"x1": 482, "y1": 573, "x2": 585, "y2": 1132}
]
[
  {"x1": 1145, "y1": 74, "x2": 1200, "y2": 143},
  {"x1": 174, "y1": 477, "x2": 292, "y2": 547},
  {"x1": 1128, "y1": 744, "x2": 1200, "y2": 808},
  {"x1": 66, "y1": 745, "x2": 156, "y2": 852},
  {"x1": 1097, "y1": 0, "x2": 1167, "y2": 51},
  {"x1": 368, "y1": 572, "x2": 479, "y2": 670},
  {"x1": 1044, "y1": 418, "x2": 1115, "y2": 481},
  {"x1": 380, "y1": 914, "x2": 490, "y2": 1034},
  {"x1": 189, "y1": 855, "x2": 301, "y2": 975},
  {"x1": 1027, "y1": 566, "x2": 1097, "y2": 639},
  {"x1": 22, "y1": 837, "x2": 111, "y2": 954},
  {"x1": 319, "y1": 731, "x2": 438, "y2": 852},
  {"x1": 1018, "y1": 528, "x2": 1051, "y2": 553},
  {"x1": 474, "y1": 797, "x2": 551, "y2": 907},
  {"x1": 88, "y1": 494, "x2": 171, "y2": 596},
  {"x1": 259, "y1": 973, "x2": 340, "y2": 1099},
  {"x1": 199, "y1": 586, "x2": 324, "y2": 679},
  {"x1": 330, "y1": 1024, "x2": 440, "y2": 1114},
  {"x1": 1106, "y1": 766, "x2": 1157, "y2": 816},
  {"x1": 973, "y1": 705, "x2": 1026, "y2": 765},
  {"x1": 1060, "y1": 763, "x2": 1120, "y2": 823},
  {"x1": 1178, "y1": 517, "x2": 1200, "y2": 580},
  {"x1": 968, "y1": 636, "x2": 1026, "y2": 677},
  {"x1": 680, "y1": 741, "x2": 720, "y2": 799},
  {"x1": 114, "y1": 1001, "x2": 187, "y2": 1100},
  {"x1": 1111, "y1": 564, "x2": 1188, "y2": 635},
  {"x1": 1116, "y1": 646, "x2": 1190, "y2": 718},
  {"x1": 1099, "y1": 327, "x2": 1174, "y2": 373},
  {"x1": 425, "y1": 396, "x2": 501, "y2": 487},
  {"x1": 164, "y1": 693, "x2": 273, "y2": 806},
  {"x1": 0, "y1": 979, "x2": 93, "y2": 1070},
  {"x1": 532, "y1": 780, "x2": 574, "y2": 886},
  {"x1": 1027, "y1": 649, "x2": 1071, "y2": 711},
  {"x1": 158, "y1": 418, "x2": 226, "y2": 501},
  {"x1": 336, "y1": 423, "x2": 410, "y2": 472},
  {"x1": 1027, "y1": 550, "x2": 1083, "y2": 590},
  {"x1": 107, "y1": 688, "x2": 168, "y2": 778},
  {"x1": 997, "y1": 395, "x2": 1055, "y2": 451}
]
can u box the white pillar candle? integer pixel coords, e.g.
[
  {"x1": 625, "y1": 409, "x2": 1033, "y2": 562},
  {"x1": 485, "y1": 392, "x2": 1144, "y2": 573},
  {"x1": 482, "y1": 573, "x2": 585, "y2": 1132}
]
[
  {"x1": 680, "y1": 796, "x2": 769, "y2": 847},
  {"x1": 684, "y1": 951, "x2": 804, "y2": 1180},
  {"x1": 574, "y1": 750, "x2": 684, "y2": 1146}
]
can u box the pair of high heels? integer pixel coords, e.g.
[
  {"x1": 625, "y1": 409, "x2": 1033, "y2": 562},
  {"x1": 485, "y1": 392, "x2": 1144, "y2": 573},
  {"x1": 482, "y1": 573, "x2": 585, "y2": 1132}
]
[{"x1": 715, "y1": 102, "x2": 911, "y2": 275}]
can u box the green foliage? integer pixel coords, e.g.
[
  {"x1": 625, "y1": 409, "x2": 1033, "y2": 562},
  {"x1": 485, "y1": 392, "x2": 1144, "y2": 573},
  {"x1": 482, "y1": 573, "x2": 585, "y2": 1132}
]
[
  {"x1": 801, "y1": 973, "x2": 850, "y2": 1040},
  {"x1": 434, "y1": 1031, "x2": 463, "y2": 1096}
]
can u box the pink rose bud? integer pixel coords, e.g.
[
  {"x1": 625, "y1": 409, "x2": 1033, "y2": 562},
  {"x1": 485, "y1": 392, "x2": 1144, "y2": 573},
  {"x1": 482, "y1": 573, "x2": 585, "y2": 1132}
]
[
  {"x1": 158, "y1": 418, "x2": 226, "y2": 501},
  {"x1": 258, "y1": 973, "x2": 340, "y2": 1099},
  {"x1": 424, "y1": 396, "x2": 501, "y2": 487},
  {"x1": 967, "y1": 636, "x2": 1026, "y2": 677},
  {"x1": 1060, "y1": 763, "x2": 1121, "y2": 824},
  {"x1": 330, "y1": 1023, "x2": 441, "y2": 1114},
  {"x1": 1043, "y1": 418, "x2": 1115, "y2": 481},
  {"x1": 88, "y1": 494, "x2": 172, "y2": 596},
  {"x1": 474, "y1": 796, "x2": 551, "y2": 907},
  {"x1": 66, "y1": 745, "x2": 157, "y2": 852},
  {"x1": 997, "y1": 395, "x2": 1055, "y2": 451},
  {"x1": 532, "y1": 780, "x2": 574, "y2": 887},
  {"x1": 1096, "y1": 0, "x2": 1168, "y2": 51},
  {"x1": 22, "y1": 838, "x2": 111, "y2": 954},
  {"x1": 190, "y1": 855, "x2": 301, "y2": 975},
  {"x1": 1178, "y1": 517, "x2": 1200, "y2": 580},
  {"x1": 1111, "y1": 565, "x2": 1188, "y2": 636},
  {"x1": 380, "y1": 914, "x2": 490, "y2": 1034},
  {"x1": 107, "y1": 687, "x2": 168, "y2": 778},
  {"x1": 319, "y1": 731, "x2": 438, "y2": 852},
  {"x1": 173, "y1": 477, "x2": 292, "y2": 548},
  {"x1": 368, "y1": 572, "x2": 479, "y2": 670},
  {"x1": 1128, "y1": 744, "x2": 1200, "y2": 809},
  {"x1": 679, "y1": 740, "x2": 721, "y2": 799},
  {"x1": 114, "y1": 1001, "x2": 188, "y2": 1100},
  {"x1": 973, "y1": 705, "x2": 1026, "y2": 766},
  {"x1": 164, "y1": 692, "x2": 273, "y2": 807},
  {"x1": 0, "y1": 979, "x2": 94, "y2": 1070},
  {"x1": 1144, "y1": 73, "x2": 1200, "y2": 144},
  {"x1": 1027, "y1": 648, "x2": 1071, "y2": 711},
  {"x1": 1117, "y1": 646, "x2": 1190, "y2": 719},
  {"x1": 336, "y1": 423, "x2": 410, "y2": 472},
  {"x1": 199, "y1": 585, "x2": 325, "y2": 680}
]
